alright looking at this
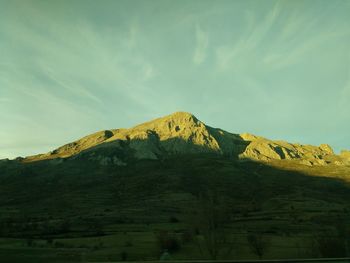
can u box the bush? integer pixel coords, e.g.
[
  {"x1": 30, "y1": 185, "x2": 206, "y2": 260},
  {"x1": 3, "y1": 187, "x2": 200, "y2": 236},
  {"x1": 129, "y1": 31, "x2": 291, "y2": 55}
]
[
  {"x1": 316, "y1": 236, "x2": 347, "y2": 257},
  {"x1": 120, "y1": 251, "x2": 128, "y2": 261},
  {"x1": 46, "y1": 238, "x2": 53, "y2": 246},
  {"x1": 181, "y1": 230, "x2": 193, "y2": 243},
  {"x1": 169, "y1": 216, "x2": 179, "y2": 223},
  {"x1": 26, "y1": 239, "x2": 34, "y2": 247},
  {"x1": 247, "y1": 233, "x2": 269, "y2": 259},
  {"x1": 54, "y1": 241, "x2": 65, "y2": 248},
  {"x1": 156, "y1": 231, "x2": 180, "y2": 252},
  {"x1": 124, "y1": 241, "x2": 133, "y2": 247}
]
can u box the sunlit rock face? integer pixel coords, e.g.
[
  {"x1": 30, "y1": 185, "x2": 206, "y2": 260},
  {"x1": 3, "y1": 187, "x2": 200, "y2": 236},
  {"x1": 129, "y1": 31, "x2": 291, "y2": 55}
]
[
  {"x1": 23, "y1": 112, "x2": 347, "y2": 166},
  {"x1": 128, "y1": 111, "x2": 222, "y2": 154},
  {"x1": 238, "y1": 136, "x2": 339, "y2": 166},
  {"x1": 340, "y1": 150, "x2": 350, "y2": 164},
  {"x1": 341, "y1": 150, "x2": 350, "y2": 158},
  {"x1": 24, "y1": 112, "x2": 240, "y2": 162},
  {"x1": 24, "y1": 130, "x2": 116, "y2": 162}
]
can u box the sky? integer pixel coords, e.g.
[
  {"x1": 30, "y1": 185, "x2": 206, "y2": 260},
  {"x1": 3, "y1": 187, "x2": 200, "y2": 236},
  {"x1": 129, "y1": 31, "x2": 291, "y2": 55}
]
[{"x1": 1, "y1": 0, "x2": 350, "y2": 159}]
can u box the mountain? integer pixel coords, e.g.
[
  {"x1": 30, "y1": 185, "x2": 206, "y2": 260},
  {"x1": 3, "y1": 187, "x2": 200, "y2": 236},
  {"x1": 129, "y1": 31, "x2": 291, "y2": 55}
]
[
  {"x1": 23, "y1": 111, "x2": 348, "y2": 166},
  {"x1": 1, "y1": 112, "x2": 350, "y2": 261}
]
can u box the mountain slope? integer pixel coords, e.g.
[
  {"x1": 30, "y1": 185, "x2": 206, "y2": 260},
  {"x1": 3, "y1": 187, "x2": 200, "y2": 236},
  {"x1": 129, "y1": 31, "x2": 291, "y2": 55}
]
[
  {"x1": 23, "y1": 111, "x2": 348, "y2": 166},
  {"x1": 23, "y1": 112, "x2": 243, "y2": 162},
  {"x1": 1, "y1": 112, "x2": 350, "y2": 261}
]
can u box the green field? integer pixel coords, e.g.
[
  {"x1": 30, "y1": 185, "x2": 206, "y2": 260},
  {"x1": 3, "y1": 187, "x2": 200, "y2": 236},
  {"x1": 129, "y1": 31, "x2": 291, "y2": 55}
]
[{"x1": 0, "y1": 156, "x2": 350, "y2": 261}]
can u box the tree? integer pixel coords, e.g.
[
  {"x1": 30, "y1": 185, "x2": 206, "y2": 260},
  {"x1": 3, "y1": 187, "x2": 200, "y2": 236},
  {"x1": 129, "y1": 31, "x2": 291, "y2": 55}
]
[
  {"x1": 247, "y1": 232, "x2": 269, "y2": 259},
  {"x1": 155, "y1": 230, "x2": 180, "y2": 253},
  {"x1": 335, "y1": 217, "x2": 350, "y2": 256},
  {"x1": 59, "y1": 219, "x2": 71, "y2": 233},
  {"x1": 315, "y1": 234, "x2": 346, "y2": 258},
  {"x1": 187, "y1": 191, "x2": 233, "y2": 259}
]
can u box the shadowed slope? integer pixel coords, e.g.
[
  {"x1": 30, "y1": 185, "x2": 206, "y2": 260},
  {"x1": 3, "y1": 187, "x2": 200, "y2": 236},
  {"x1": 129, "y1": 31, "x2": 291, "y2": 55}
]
[{"x1": 1, "y1": 136, "x2": 350, "y2": 261}]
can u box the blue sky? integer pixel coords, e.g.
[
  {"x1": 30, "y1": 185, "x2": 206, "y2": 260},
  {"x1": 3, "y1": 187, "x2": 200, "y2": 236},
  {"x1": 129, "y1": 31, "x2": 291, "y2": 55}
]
[{"x1": 1, "y1": 0, "x2": 350, "y2": 158}]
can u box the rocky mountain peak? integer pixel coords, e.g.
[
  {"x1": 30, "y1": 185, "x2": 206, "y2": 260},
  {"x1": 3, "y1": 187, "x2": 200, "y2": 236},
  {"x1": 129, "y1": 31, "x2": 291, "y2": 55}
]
[
  {"x1": 22, "y1": 112, "x2": 348, "y2": 167},
  {"x1": 128, "y1": 111, "x2": 221, "y2": 156},
  {"x1": 132, "y1": 111, "x2": 201, "y2": 132}
]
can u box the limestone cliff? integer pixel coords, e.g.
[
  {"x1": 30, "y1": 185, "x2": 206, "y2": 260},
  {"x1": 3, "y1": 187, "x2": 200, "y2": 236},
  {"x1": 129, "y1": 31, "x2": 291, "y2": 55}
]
[
  {"x1": 23, "y1": 112, "x2": 347, "y2": 166},
  {"x1": 238, "y1": 137, "x2": 339, "y2": 166}
]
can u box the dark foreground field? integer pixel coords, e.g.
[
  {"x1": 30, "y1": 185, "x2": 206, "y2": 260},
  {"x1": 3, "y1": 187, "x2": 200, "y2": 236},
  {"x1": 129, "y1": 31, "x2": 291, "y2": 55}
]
[{"x1": 0, "y1": 155, "x2": 350, "y2": 262}]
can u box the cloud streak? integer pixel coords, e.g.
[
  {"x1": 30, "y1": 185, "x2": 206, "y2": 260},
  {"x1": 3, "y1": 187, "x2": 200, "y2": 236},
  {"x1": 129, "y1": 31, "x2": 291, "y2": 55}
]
[
  {"x1": 193, "y1": 24, "x2": 209, "y2": 65},
  {"x1": 0, "y1": 0, "x2": 349, "y2": 157},
  {"x1": 215, "y1": 1, "x2": 281, "y2": 71}
]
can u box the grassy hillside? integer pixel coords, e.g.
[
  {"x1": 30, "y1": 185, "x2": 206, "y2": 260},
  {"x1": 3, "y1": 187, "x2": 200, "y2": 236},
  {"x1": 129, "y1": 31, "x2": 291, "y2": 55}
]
[{"x1": 0, "y1": 155, "x2": 350, "y2": 262}]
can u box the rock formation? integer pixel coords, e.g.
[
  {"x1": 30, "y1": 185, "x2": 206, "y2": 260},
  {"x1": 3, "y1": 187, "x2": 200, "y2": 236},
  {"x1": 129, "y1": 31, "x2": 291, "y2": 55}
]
[
  {"x1": 23, "y1": 112, "x2": 348, "y2": 166},
  {"x1": 340, "y1": 150, "x2": 350, "y2": 164}
]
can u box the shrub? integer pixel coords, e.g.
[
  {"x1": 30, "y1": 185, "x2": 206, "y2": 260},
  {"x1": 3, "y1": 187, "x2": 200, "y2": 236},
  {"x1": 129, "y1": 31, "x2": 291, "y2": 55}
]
[
  {"x1": 181, "y1": 230, "x2": 193, "y2": 243},
  {"x1": 316, "y1": 236, "x2": 346, "y2": 257},
  {"x1": 26, "y1": 239, "x2": 34, "y2": 247},
  {"x1": 124, "y1": 241, "x2": 133, "y2": 247},
  {"x1": 54, "y1": 241, "x2": 65, "y2": 248},
  {"x1": 46, "y1": 238, "x2": 53, "y2": 246},
  {"x1": 156, "y1": 231, "x2": 180, "y2": 252},
  {"x1": 169, "y1": 216, "x2": 179, "y2": 223},
  {"x1": 247, "y1": 233, "x2": 269, "y2": 259},
  {"x1": 120, "y1": 251, "x2": 128, "y2": 261}
]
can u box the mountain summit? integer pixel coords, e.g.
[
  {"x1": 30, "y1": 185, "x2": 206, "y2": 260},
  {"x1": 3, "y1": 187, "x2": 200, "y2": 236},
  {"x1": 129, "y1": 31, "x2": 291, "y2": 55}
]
[{"x1": 23, "y1": 112, "x2": 349, "y2": 166}]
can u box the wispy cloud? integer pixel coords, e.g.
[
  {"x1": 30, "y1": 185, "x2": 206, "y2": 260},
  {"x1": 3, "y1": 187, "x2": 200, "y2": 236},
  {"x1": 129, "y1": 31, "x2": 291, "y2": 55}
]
[
  {"x1": 141, "y1": 63, "x2": 156, "y2": 80},
  {"x1": 215, "y1": 1, "x2": 281, "y2": 71},
  {"x1": 262, "y1": 31, "x2": 350, "y2": 70},
  {"x1": 1, "y1": 0, "x2": 349, "y2": 157},
  {"x1": 0, "y1": 2, "x2": 160, "y2": 114},
  {"x1": 41, "y1": 65, "x2": 103, "y2": 104},
  {"x1": 193, "y1": 24, "x2": 209, "y2": 65},
  {"x1": 215, "y1": 0, "x2": 350, "y2": 73}
]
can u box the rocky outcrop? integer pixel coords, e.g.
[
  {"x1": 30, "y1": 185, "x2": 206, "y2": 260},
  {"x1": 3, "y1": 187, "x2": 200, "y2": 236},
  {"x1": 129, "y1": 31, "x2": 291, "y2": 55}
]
[
  {"x1": 25, "y1": 130, "x2": 116, "y2": 162},
  {"x1": 238, "y1": 136, "x2": 338, "y2": 166},
  {"x1": 341, "y1": 150, "x2": 350, "y2": 158},
  {"x1": 128, "y1": 112, "x2": 222, "y2": 154},
  {"x1": 23, "y1": 111, "x2": 348, "y2": 166},
  {"x1": 340, "y1": 150, "x2": 350, "y2": 164},
  {"x1": 24, "y1": 112, "x2": 234, "y2": 164}
]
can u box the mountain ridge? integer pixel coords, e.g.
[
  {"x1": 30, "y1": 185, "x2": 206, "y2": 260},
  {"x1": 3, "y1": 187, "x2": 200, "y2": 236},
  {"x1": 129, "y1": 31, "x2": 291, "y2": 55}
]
[{"x1": 22, "y1": 111, "x2": 349, "y2": 166}]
